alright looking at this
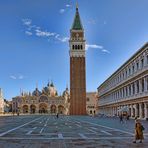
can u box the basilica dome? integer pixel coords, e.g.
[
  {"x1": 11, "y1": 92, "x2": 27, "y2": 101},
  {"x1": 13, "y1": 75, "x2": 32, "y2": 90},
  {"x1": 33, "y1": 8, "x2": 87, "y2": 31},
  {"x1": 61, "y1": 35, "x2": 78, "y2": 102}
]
[{"x1": 32, "y1": 88, "x2": 41, "y2": 96}]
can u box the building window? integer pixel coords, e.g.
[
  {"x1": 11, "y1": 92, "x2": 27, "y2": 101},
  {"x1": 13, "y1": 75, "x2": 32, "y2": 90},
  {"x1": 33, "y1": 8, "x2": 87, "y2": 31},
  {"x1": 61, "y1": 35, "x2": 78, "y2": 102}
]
[
  {"x1": 133, "y1": 83, "x2": 135, "y2": 94},
  {"x1": 136, "y1": 62, "x2": 139, "y2": 70},
  {"x1": 141, "y1": 78, "x2": 144, "y2": 92},
  {"x1": 72, "y1": 45, "x2": 74, "y2": 49},
  {"x1": 87, "y1": 97, "x2": 90, "y2": 101},
  {"x1": 141, "y1": 59, "x2": 144, "y2": 68},
  {"x1": 132, "y1": 65, "x2": 135, "y2": 73},
  {"x1": 147, "y1": 55, "x2": 148, "y2": 64},
  {"x1": 81, "y1": 45, "x2": 83, "y2": 49},
  {"x1": 136, "y1": 81, "x2": 139, "y2": 93},
  {"x1": 129, "y1": 68, "x2": 131, "y2": 76}
]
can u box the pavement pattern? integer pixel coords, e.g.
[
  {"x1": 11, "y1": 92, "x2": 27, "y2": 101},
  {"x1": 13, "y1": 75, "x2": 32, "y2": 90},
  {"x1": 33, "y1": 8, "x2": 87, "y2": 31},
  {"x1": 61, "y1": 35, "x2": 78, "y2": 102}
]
[{"x1": 0, "y1": 115, "x2": 147, "y2": 148}]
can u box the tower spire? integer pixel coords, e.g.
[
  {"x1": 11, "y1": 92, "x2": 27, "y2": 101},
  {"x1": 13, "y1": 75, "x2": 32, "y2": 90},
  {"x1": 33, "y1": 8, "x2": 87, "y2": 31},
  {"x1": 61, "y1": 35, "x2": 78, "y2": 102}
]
[
  {"x1": 76, "y1": 2, "x2": 78, "y2": 11},
  {"x1": 71, "y1": 3, "x2": 83, "y2": 30}
]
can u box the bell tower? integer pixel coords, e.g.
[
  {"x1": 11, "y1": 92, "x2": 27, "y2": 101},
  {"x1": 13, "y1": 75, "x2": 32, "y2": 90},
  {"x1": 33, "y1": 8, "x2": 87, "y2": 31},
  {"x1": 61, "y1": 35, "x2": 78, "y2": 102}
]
[{"x1": 69, "y1": 4, "x2": 86, "y2": 115}]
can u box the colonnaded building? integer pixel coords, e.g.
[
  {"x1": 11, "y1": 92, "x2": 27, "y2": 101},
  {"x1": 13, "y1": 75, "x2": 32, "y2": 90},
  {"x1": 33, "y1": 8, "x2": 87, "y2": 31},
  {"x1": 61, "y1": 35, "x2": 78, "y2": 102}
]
[
  {"x1": 12, "y1": 82, "x2": 70, "y2": 114},
  {"x1": 97, "y1": 43, "x2": 148, "y2": 120}
]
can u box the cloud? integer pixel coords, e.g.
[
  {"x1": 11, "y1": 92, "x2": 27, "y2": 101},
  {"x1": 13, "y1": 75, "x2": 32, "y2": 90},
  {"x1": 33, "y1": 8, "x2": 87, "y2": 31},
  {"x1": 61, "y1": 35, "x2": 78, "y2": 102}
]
[
  {"x1": 86, "y1": 44, "x2": 110, "y2": 54},
  {"x1": 25, "y1": 31, "x2": 32, "y2": 36},
  {"x1": 66, "y1": 4, "x2": 71, "y2": 7},
  {"x1": 22, "y1": 18, "x2": 68, "y2": 43},
  {"x1": 10, "y1": 74, "x2": 25, "y2": 80},
  {"x1": 10, "y1": 75, "x2": 17, "y2": 80},
  {"x1": 104, "y1": 21, "x2": 107, "y2": 25},
  {"x1": 86, "y1": 44, "x2": 103, "y2": 50},
  {"x1": 102, "y1": 49, "x2": 110, "y2": 53},
  {"x1": 55, "y1": 34, "x2": 69, "y2": 42},
  {"x1": 22, "y1": 19, "x2": 32, "y2": 26},
  {"x1": 59, "y1": 9, "x2": 65, "y2": 14},
  {"x1": 88, "y1": 19, "x2": 97, "y2": 25},
  {"x1": 35, "y1": 29, "x2": 55, "y2": 37},
  {"x1": 18, "y1": 75, "x2": 24, "y2": 80}
]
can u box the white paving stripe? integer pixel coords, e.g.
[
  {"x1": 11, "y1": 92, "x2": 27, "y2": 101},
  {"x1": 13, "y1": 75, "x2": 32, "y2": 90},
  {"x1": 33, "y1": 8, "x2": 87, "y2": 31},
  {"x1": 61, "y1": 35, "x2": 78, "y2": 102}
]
[
  {"x1": 26, "y1": 127, "x2": 37, "y2": 135},
  {"x1": 76, "y1": 124, "x2": 82, "y2": 127},
  {"x1": 0, "y1": 136, "x2": 136, "y2": 140},
  {"x1": 58, "y1": 133, "x2": 63, "y2": 139},
  {"x1": 101, "y1": 130, "x2": 112, "y2": 135},
  {"x1": 79, "y1": 133, "x2": 88, "y2": 139},
  {"x1": 87, "y1": 128, "x2": 97, "y2": 134},
  {"x1": 77, "y1": 120, "x2": 134, "y2": 136},
  {"x1": 90, "y1": 127, "x2": 98, "y2": 130},
  {"x1": 0, "y1": 117, "x2": 43, "y2": 137},
  {"x1": 39, "y1": 127, "x2": 44, "y2": 134}
]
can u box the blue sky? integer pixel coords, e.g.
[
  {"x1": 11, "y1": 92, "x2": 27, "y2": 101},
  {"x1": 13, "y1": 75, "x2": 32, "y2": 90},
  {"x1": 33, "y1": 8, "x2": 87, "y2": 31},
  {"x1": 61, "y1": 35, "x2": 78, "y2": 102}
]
[{"x1": 1, "y1": 0, "x2": 148, "y2": 99}]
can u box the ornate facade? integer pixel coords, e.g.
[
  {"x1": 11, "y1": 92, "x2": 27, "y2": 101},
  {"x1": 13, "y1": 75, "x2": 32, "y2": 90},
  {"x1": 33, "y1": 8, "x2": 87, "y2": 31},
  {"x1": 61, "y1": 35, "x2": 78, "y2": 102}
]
[
  {"x1": 86, "y1": 92, "x2": 98, "y2": 115},
  {"x1": 0, "y1": 88, "x2": 4, "y2": 113},
  {"x1": 12, "y1": 82, "x2": 70, "y2": 115},
  {"x1": 97, "y1": 43, "x2": 148, "y2": 120},
  {"x1": 69, "y1": 5, "x2": 86, "y2": 115}
]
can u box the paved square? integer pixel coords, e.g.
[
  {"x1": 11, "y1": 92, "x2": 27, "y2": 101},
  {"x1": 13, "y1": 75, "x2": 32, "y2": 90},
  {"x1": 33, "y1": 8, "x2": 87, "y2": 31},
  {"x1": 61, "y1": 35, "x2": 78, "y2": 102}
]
[{"x1": 0, "y1": 115, "x2": 147, "y2": 147}]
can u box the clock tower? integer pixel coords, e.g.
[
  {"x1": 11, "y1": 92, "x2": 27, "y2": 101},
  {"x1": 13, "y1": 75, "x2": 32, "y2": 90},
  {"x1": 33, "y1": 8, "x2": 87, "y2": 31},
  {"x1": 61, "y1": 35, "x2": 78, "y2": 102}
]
[{"x1": 69, "y1": 4, "x2": 86, "y2": 115}]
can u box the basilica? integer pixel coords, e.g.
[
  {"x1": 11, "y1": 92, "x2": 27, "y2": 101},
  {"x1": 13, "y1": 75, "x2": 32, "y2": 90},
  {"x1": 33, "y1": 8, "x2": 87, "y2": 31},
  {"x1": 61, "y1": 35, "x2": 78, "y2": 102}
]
[{"x1": 12, "y1": 82, "x2": 70, "y2": 115}]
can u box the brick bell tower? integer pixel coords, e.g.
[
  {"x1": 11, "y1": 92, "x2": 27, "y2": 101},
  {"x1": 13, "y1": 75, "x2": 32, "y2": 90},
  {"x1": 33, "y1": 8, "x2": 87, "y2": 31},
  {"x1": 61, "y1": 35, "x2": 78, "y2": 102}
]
[{"x1": 69, "y1": 4, "x2": 86, "y2": 115}]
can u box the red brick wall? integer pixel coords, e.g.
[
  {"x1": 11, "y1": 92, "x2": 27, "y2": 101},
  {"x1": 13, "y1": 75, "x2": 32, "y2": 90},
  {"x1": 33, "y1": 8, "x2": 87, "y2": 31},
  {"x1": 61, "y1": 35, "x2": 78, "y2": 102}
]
[{"x1": 70, "y1": 57, "x2": 86, "y2": 115}]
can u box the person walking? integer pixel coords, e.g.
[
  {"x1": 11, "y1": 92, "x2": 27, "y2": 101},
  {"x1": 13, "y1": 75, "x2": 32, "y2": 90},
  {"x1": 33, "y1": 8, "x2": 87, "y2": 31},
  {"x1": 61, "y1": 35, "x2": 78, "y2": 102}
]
[
  {"x1": 133, "y1": 119, "x2": 144, "y2": 143},
  {"x1": 119, "y1": 114, "x2": 123, "y2": 123},
  {"x1": 56, "y1": 113, "x2": 59, "y2": 119}
]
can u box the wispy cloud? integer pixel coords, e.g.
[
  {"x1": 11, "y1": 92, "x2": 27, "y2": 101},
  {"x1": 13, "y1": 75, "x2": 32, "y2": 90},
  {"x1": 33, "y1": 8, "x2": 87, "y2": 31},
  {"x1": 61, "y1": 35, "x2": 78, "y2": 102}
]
[
  {"x1": 55, "y1": 34, "x2": 69, "y2": 42},
  {"x1": 102, "y1": 49, "x2": 110, "y2": 53},
  {"x1": 22, "y1": 18, "x2": 68, "y2": 43},
  {"x1": 66, "y1": 4, "x2": 71, "y2": 7},
  {"x1": 104, "y1": 21, "x2": 107, "y2": 25},
  {"x1": 25, "y1": 31, "x2": 32, "y2": 36},
  {"x1": 86, "y1": 44, "x2": 110, "y2": 54},
  {"x1": 59, "y1": 9, "x2": 65, "y2": 14},
  {"x1": 86, "y1": 44, "x2": 103, "y2": 50},
  {"x1": 10, "y1": 74, "x2": 25, "y2": 80},
  {"x1": 10, "y1": 75, "x2": 17, "y2": 80},
  {"x1": 22, "y1": 19, "x2": 32, "y2": 26},
  {"x1": 88, "y1": 19, "x2": 97, "y2": 25},
  {"x1": 35, "y1": 29, "x2": 55, "y2": 37},
  {"x1": 59, "y1": 4, "x2": 72, "y2": 14}
]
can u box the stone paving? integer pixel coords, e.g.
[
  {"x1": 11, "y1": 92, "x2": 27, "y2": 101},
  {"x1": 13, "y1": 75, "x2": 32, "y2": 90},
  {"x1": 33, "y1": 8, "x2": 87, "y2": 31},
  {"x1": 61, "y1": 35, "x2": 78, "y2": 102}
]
[{"x1": 0, "y1": 115, "x2": 147, "y2": 148}]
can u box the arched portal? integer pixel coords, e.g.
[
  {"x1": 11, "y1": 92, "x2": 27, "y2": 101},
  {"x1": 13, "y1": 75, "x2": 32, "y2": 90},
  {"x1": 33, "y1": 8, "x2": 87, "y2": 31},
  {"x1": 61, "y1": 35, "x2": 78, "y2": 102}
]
[
  {"x1": 51, "y1": 105, "x2": 57, "y2": 114},
  {"x1": 58, "y1": 105, "x2": 65, "y2": 114},
  {"x1": 39, "y1": 103, "x2": 48, "y2": 113},
  {"x1": 30, "y1": 105, "x2": 36, "y2": 114},
  {"x1": 23, "y1": 105, "x2": 29, "y2": 113}
]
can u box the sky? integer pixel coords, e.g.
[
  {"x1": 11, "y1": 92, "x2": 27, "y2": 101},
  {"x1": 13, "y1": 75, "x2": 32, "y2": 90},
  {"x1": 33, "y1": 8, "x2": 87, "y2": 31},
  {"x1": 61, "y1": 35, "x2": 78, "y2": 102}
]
[{"x1": 1, "y1": 0, "x2": 148, "y2": 99}]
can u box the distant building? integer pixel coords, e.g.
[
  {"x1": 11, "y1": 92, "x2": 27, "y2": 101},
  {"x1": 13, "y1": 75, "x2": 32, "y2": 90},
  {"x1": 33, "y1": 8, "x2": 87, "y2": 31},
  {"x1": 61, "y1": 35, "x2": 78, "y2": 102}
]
[
  {"x1": 97, "y1": 43, "x2": 148, "y2": 119},
  {"x1": 12, "y1": 82, "x2": 70, "y2": 115},
  {"x1": 0, "y1": 88, "x2": 4, "y2": 113},
  {"x1": 86, "y1": 92, "x2": 98, "y2": 115}
]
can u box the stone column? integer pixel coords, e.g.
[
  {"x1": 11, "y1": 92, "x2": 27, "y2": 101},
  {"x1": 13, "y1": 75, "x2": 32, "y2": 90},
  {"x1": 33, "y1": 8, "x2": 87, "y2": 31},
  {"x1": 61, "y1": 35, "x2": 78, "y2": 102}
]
[
  {"x1": 130, "y1": 84, "x2": 134, "y2": 96},
  {"x1": 130, "y1": 104, "x2": 133, "y2": 117},
  {"x1": 144, "y1": 77, "x2": 147, "y2": 92},
  {"x1": 139, "y1": 79, "x2": 142, "y2": 93},
  {"x1": 139, "y1": 103, "x2": 143, "y2": 119},
  {"x1": 144, "y1": 103, "x2": 148, "y2": 119},
  {"x1": 135, "y1": 81, "x2": 137, "y2": 94},
  {"x1": 135, "y1": 104, "x2": 138, "y2": 117}
]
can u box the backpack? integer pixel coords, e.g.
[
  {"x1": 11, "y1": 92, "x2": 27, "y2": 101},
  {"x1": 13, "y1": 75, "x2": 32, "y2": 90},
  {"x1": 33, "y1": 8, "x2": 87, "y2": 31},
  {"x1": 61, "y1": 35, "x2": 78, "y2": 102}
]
[{"x1": 141, "y1": 125, "x2": 145, "y2": 131}]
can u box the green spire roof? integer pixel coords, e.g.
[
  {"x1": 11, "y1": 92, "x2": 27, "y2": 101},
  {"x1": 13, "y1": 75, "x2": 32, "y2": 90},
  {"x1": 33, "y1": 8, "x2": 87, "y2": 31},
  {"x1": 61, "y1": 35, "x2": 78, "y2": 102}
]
[{"x1": 72, "y1": 6, "x2": 83, "y2": 30}]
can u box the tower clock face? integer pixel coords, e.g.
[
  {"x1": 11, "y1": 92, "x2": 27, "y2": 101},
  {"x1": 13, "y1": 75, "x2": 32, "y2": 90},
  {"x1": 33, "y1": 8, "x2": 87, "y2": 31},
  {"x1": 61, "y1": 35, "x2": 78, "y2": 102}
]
[{"x1": 76, "y1": 33, "x2": 79, "y2": 37}]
